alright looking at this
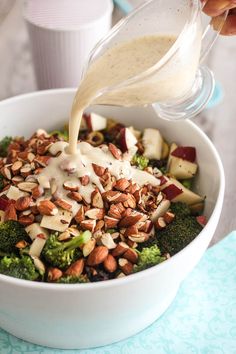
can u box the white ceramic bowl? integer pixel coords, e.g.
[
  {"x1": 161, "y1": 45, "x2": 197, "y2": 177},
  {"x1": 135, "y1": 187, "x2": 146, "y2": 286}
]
[{"x1": 0, "y1": 89, "x2": 224, "y2": 349}]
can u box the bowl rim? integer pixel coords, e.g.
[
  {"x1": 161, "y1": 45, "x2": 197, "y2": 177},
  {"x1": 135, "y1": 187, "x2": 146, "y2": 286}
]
[{"x1": 0, "y1": 88, "x2": 225, "y2": 290}]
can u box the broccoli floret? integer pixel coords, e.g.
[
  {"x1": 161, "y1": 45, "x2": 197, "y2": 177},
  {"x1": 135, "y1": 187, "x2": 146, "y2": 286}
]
[
  {"x1": 0, "y1": 221, "x2": 30, "y2": 253},
  {"x1": 132, "y1": 154, "x2": 149, "y2": 170},
  {"x1": 106, "y1": 228, "x2": 116, "y2": 234},
  {"x1": 149, "y1": 159, "x2": 167, "y2": 172},
  {"x1": 170, "y1": 202, "x2": 191, "y2": 218},
  {"x1": 157, "y1": 216, "x2": 203, "y2": 256},
  {"x1": 133, "y1": 245, "x2": 165, "y2": 273},
  {"x1": 42, "y1": 231, "x2": 91, "y2": 269},
  {"x1": 0, "y1": 136, "x2": 12, "y2": 157},
  {"x1": 49, "y1": 128, "x2": 69, "y2": 141},
  {"x1": 0, "y1": 250, "x2": 11, "y2": 258},
  {"x1": 181, "y1": 179, "x2": 192, "y2": 190},
  {"x1": 56, "y1": 275, "x2": 89, "y2": 284},
  {"x1": 0, "y1": 255, "x2": 39, "y2": 280}
]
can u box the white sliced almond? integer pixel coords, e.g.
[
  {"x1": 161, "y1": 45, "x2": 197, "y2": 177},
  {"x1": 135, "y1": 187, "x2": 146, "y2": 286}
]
[
  {"x1": 27, "y1": 152, "x2": 36, "y2": 162},
  {"x1": 29, "y1": 236, "x2": 47, "y2": 257},
  {"x1": 36, "y1": 128, "x2": 49, "y2": 137},
  {"x1": 67, "y1": 226, "x2": 80, "y2": 236},
  {"x1": 101, "y1": 233, "x2": 117, "y2": 249},
  {"x1": 128, "y1": 234, "x2": 148, "y2": 243},
  {"x1": 11, "y1": 160, "x2": 23, "y2": 174},
  {"x1": 2, "y1": 166, "x2": 11, "y2": 180},
  {"x1": 49, "y1": 141, "x2": 68, "y2": 155},
  {"x1": 40, "y1": 208, "x2": 73, "y2": 232},
  {"x1": 12, "y1": 175, "x2": 24, "y2": 184},
  {"x1": 20, "y1": 164, "x2": 32, "y2": 176},
  {"x1": 50, "y1": 178, "x2": 58, "y2": 195},
  {"x1": 63, "y1": 180, "x2": 79, "y2": 191},
  {"x1": 25, "y1": 175, "x2": 38, "y2": 183},
  {"x1": 31, "y1": 256, "x2": 45, "y2": 275},
  {"x1": 85, "y1": 208, "x2": 104, "y2": 220},
  {"x1": 6, "y1": 185, "x2": 25, "y2": 200},
  {"x1": 25, "y1": 223, "x2": 49, "y2": 241},
  {"x1": 150, "y1": 199, "x2": 171, "y2": 222},
  {"x1": 37, "y1": 175, "x2": 50, "y2": 189},
  {"x1": 58, "y1": 230, "x2": 71, "y2": 241},
  {"x1": 83, "y1": 238, "x2": 96, "y2": 257},
  {"x1": 22, "y1": 209, "x2": 32, "y2": 216},
  {"x1": 18, "y1": 182, "x2": 38, "y2": 192}
]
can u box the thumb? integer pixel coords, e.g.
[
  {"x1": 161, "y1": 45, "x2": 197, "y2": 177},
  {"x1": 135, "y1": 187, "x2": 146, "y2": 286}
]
[{"x1": 202, "y1": 0, "x2": 236, "y2": 16}]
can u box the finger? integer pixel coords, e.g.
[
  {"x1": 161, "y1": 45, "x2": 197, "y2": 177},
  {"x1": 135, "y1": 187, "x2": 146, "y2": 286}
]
[
  {"x1": 203, "y1": 0, "x2": 236, "y2": 16},
  {"x1": 219, "y1": 10, "x2": 236, "y2": 34}
]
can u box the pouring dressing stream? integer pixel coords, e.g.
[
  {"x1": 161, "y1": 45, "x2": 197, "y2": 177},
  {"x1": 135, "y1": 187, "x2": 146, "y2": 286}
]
[
  {"x1": 68, "y1": 35, "x2": 177, "y2": 155},
  {"x1": 37, "y1": 35, "x2": 180, "y2": 207}
]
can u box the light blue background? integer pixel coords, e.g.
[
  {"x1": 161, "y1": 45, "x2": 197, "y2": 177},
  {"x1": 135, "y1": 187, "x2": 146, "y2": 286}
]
[{"x1": 1, "y1": 232, "x2": 236, "y2": 354}]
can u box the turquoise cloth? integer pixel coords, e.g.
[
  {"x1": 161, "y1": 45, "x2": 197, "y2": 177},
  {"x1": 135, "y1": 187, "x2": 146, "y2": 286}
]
[{"x1": 1, "y1": 232, "x2": 236, "y2": 354}]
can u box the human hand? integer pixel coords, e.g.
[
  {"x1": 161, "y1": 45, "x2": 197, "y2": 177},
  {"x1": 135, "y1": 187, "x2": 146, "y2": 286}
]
[{"x1": 202, "y1": 0, "x2": 236, "y2": 35}]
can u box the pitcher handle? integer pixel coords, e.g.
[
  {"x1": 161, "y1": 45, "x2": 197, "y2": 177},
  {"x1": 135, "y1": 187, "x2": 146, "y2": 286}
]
[{"x1": 200, "y1": 1, "x2": 229, "y2": 62}]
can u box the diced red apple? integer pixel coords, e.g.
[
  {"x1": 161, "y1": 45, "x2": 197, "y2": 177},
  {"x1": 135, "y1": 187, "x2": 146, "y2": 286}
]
[
  {"x1": 162, "y1": 184, "x2": 183, "y2": 200},
  {"x1": 0, "y1": 197, "x2": 11, "y2": 211},
  {"x1": 162, "y1": 177, "x2": 203, "y2": 205},
  {"x1": 128, "y1": 126, "x2": 141, "y2": 139},
  {"x1": 168, "y1": 156, "x2": 198, "y2": 179},
  {"x1": 142, "y1": 128, "x2": 163, "y2": 160},
  {"x1": 173, "y1": 185, "x2": 203, "y2": 205},
  {"x1": 159, "y1": 175, "x2": 168, "y2": 186},
  {"x1": 196, "y1": 215, "x2": 207, "y2": 226},
  {"x1": 119, "y1": 127, "x2": 137, "y2": 153},
  {"x1": 167, "y1": 143, "x2": 178, "y2": 171},
  {"x1": 84, "y1": 112, "x2": 107, "y2": 132},
  {"x1": 171, "y1": 146, "x2": 196, "y2": 162}
]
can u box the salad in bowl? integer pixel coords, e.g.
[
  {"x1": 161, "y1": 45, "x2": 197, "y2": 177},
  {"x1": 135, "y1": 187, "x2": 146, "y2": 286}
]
[
  {"x1": 0, "y1": 111, "x2": 205, "y2": 283},
  {"x1": 0, "y1": 90, "x2": 224, "y2": 349}
]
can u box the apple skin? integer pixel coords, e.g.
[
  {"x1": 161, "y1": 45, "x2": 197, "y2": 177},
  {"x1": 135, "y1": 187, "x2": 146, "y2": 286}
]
[
  {"x1": 159, "y1": 176, "x2": 168, "y2": 186},
  {"x1": 118, "y1": 127, "x2": 137, "y2": 153},
  {"x1": 171, "y1": 146, "x2": 196, "y2": 162},
  {"x1": 196, "y1": 215, "x2": 207, "y2": 226},
  {"x1": 84, "y1": 113, "x2": 107, "y2": 132},
  {"x1": 162, "y1": 184, "x2": 183, "y2": 200},
  {"x1": 0, "y1": 197, "x2": 11, "y2": 211}
]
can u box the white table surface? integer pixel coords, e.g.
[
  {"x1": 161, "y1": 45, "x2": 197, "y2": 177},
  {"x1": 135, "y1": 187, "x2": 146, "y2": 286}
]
[{"x1": 0, "y1": 1, "x2": 235, "y2": 245}]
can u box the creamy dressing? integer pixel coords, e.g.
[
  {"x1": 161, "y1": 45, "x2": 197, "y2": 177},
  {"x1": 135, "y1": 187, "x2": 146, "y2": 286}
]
[
  {"x1": 38, "y1": 34, "x2": 200, "y2": 199},
  {"x1": 38, "y1": 141, "x2": 160, "y2": 215}
]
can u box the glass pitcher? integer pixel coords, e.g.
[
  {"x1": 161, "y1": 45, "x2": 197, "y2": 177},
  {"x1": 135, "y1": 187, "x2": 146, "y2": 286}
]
[{"x1": 83, "y1": 0, "x2": 227, "y2": 120}]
